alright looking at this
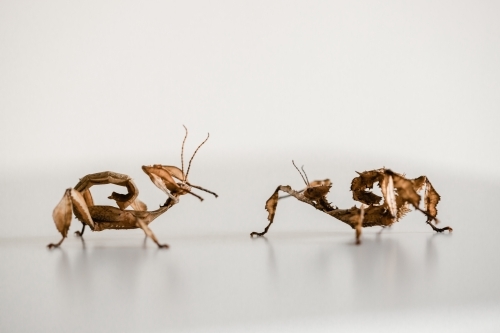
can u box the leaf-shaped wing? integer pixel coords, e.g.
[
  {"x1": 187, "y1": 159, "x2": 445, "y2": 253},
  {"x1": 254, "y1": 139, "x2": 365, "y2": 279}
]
[
  {"x1": 389, "y1": 171, "x2": 421, "y2": 208},
  {"x1": 52, "y1": 189, "x2": 73, "y2": 237},
  {"x1": 412, "y1": 176, "x2": 427, "y2": 192},
  {"x1": 265, "y1": 187, "x2": 280, "y2": 223},
  {"x1": 130, "y1": 198, "x2": 147, "y2": 211},
  {"x1": 424, "y1": 180, "x2": 441, "y2": 219},
  {"x1": 70, "y1": 189, "x2": 94, "y2": 229},
  {"x1": 381, "y1": 174, "x2": 397, "y2": 218}
]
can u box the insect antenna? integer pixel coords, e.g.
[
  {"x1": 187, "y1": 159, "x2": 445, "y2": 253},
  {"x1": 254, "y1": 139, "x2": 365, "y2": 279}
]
[
  {"x1": 181, "y1": 125, "x2": 188, "y2": 179},
  {"x1": 301, "y1": 165, "x2": 310, "y2": 185},
  {"x1": 185, "y1": 133, "x2": 210, "y2": 180},
  {"x1": 292, "y1": 160, "x2": 308, "y2": 186}
]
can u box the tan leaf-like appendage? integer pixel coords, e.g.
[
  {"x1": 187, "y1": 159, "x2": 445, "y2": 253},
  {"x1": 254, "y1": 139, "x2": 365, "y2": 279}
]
[
  {"x1": 424, "y1": 181, "x2": 440, "y2": 220},
  {"x1": 265, "y1": 187, "x2": 280, "y2": 223},
  {"x1": 351, "y1": 171, "x2": 383, "y2": 205},
  {"x1": 381, "y1": 174, "x2": 397, "y2": 218},
  {"x1": 161, "y1": 165, "x2": 186, "y2": 182},
  {"x1": 70, "y1": 189, "x2": 94, "y2": 229},
  {"x1": 52, "y1": 189, "x2": 73, "y2": 237},
  {"x1": 389, "y1": 171, "x2": 421, "y2": 208},
  {"x1": 412, "y1": 176, "x2": 427, "y2": 192},
  {"x1": 143, "y1": 165, "x2": 181, "y2": 193},
  {"x1": 148, "y1": 173, "x2": 178, "y2": 202},
  {"x1": 303, "y1": 185, "x2": 331, "y2": 201}
]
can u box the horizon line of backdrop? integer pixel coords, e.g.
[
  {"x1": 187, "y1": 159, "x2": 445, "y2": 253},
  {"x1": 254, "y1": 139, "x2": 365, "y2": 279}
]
[{"x1": 1, "y1": 0, "x2": 499, "y2": 178}]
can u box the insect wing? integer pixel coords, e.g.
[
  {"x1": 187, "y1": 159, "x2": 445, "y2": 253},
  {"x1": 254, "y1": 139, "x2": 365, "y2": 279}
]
[
  {"x1": 52, "y1": 189, "x2": 73, "y2": 237},
  {"x1": 381, "y1": 175, "x2": 398, "y2": 217},
  {"x1": 391, "y1": 174, "x2": 421, "y2": 208}
]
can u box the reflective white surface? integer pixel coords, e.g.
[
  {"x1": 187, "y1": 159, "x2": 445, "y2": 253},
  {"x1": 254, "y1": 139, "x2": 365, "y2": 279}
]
[{"x1": 1, "y1": 161, "x2": 499, "y2": 332}]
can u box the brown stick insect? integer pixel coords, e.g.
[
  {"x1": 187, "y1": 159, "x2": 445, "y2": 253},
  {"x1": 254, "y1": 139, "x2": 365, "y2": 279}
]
[
  {"x1": 48, "y1": 126, "x2": 218, "y2": 249},
  {"x1": 250, "y1": 162, "x2": 452, "y2": 244}
]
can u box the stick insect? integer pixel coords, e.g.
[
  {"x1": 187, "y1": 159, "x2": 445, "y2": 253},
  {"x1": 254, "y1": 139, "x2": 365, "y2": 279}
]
[
  {"x1": 49, "y1": 126, "x2": 218, "y2": 249},
  {"x1": 250, "y1": 161, "x2": 452, "y2": 244}
]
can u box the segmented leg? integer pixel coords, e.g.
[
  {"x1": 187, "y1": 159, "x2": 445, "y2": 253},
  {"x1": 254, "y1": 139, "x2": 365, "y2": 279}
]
[
  {"x1": 251, "y1": 186, "x2": 280, "y2": 237},
  {"x1": 426, "y1": 220, "x2": 453, "y2": 233},
  {"x1": 137, "y1": 219, "x2": 169, "y2": 248},
  {"x1": 250, "y1": 221, "x2": 273, "y2": 237},
  {"x1": 75, "y1": 223, "x2": 86, "y2": 237},
  {"x1": 355, "y1": 205, "x2": 365, "y2": 245},
  {"x1": 47, "y1": 237, "x2": 66, "y2": 249}
]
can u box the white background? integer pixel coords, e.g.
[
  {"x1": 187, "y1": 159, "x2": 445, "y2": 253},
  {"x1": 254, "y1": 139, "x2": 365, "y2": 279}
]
[{"x1": 1, "y1": 0, "x2": 499, "y2": 176}]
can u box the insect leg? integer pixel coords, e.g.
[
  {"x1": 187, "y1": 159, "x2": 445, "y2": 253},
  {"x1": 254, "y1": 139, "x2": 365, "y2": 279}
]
[
  {"x1": 137, "y1": 219, "x2": 169, "y2": 248},
  {"x1": 426, "y1": 219, "x2": 453, "y2": 233},
  {"x1": 74, "y1": 223, "x2": 86, "y2": 237},
  {"x1": 355, "y1": 205, "x2": 365, "y2": 245},
  {"x1": 47, "y1": 237, "x2": 66, "y2": 249},
  {"x1": 251, "y1": 186, "x2": 280, "y2": 237}
]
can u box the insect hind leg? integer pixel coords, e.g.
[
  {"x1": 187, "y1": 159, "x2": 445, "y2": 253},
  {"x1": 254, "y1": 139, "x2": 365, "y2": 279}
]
[
  {"x1": 426, "y1": 219, "x2": 453, "y2": 233},
  {"x1": 47, "y1": 237, "x2": 66, "y2": 249},
  {"x1": 74, "y1": 223, "x2": 86, "y2": 237}
]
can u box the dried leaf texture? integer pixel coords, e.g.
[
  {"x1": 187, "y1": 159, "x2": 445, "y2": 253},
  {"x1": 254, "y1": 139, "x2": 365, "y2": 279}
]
[
  {"x1": 265, "y1": 187, "x2": 280, "y2": 223},
  {"x1": 424, "y1": 181, "x2": 441, "y2": 219},
  {"x1": 412, "y1": 176, "x2": 427, "y2": 192},
  {"x1": 142, "y1": 165, "x2": 182, "y2": 194},
  {"x1": 160, "y1": 165, "x2": 186, "y2": 182},
  {"x1": 70, "y1": 189, "x2": 95, "y2": 228},
  {"x1": 381, "y1": 174, "x2": 397, "y2": 218},
  {"x1": 303, "y1": 185, "x2": 331, "y2": 201},
  {"x1": 351, "y1": 170, "x2": 383, "y2": 205},
  {"x1": 74, "y1": 171, "x2": 139, "y2": 210},
  {"x1": 82, "y1": 189, "x2": 94, "y2": 207},
  {"x1": 109, "y1": 180, "x2": 139, "y2": 209},
  {"x1": 52, "y1": 189, "x2": 73, "y2": 237},
  {"x1": 386, "y1": 170, "x2": 421, "y2": 208}
]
